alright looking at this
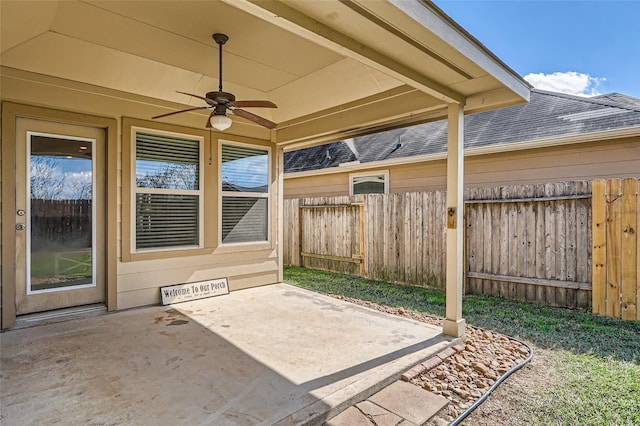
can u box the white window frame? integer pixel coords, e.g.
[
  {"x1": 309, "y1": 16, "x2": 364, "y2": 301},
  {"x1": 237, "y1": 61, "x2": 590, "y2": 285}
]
[
  {"x1": 218, "y1": 140, "x2": 271, "y2": 246},
  {"x1": 349, "y1": 170, "x2": 389, "y2": 195},
  {"x1": 130, "y1": 126, "x2": 204, "y2": 253}
]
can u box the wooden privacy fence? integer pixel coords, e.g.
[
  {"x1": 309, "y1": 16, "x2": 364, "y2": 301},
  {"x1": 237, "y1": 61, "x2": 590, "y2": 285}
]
[
  {"x1": 592, "y1": 178, "x2": 639, "y2": 321},
  {"x1": 465, "y1": 181, "x2": 592, "y2": 309},
  {"x1": 30, "y1": 199, "x2": 92, "y2": 250},
  {"x1": 283, "y1": 179, "x2": 639, "y2": 318},
  {"x1": 284, "y1": 191, "x2": 451, "y2": 291}
]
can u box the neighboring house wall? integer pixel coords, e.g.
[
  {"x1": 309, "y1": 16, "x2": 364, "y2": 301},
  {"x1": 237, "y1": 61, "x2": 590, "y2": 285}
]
[
  {"x1": 1, "y1": 69, "x2": 280, "y2": 321},
  {"x1": 284, "y1": 137, "x2": 640, "y2": 198}
]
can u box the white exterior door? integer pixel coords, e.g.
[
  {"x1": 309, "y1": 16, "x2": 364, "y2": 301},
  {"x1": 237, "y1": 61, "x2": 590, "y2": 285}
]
[{"x1": 14, "y1": 118, "x2": 105, "y2": 315}]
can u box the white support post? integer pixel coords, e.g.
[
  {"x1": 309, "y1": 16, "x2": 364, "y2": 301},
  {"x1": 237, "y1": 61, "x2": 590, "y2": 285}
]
[
  {"x1": 276, "y1": 145, "x2": 285, "y2": 282},
  {"x1": 443, "y1": 102, "x2": 466, "y2": 338}
]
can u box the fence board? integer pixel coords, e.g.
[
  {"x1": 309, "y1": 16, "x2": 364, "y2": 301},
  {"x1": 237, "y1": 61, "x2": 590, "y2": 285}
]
[
  {"x1": 467, "y1": 197, "x2": 481, "y2": 294},
  {"x1": 637, "y1": 179, "x2": 640, "y2": 321},
  {"x1": 482, "y1": 188, "x2": 493, "y2": 295},
  {"x1": 565, "y1": 182, "x2": 578, "y2": 309},
  {"x1": 621, "y1": 178, "x2": 638, "y2": 320},
  {"x1": 524, "y1": 184, "x2": 537, "y2": 302},
  {"x1": 577, "y1": 181, "x2": 592, "y2": 309},
  {"x1": 534, "y1": 184, "x2": 547, "y2": 304},
  {"x1": 516, "y1": 192, "x2": 527, "y2": 302},
  {"x1": 509, "y1": 188, "x2": 519, "y2": 300},
  {"x1": 555, "y1": 182, "x2": 568, "y2": 307},
  {"x1": 606, "y1": 179, "x2": 622, "y2": 318},
  {"x1": 544, "y1": 183, "x2": 557, "y2": 306}
]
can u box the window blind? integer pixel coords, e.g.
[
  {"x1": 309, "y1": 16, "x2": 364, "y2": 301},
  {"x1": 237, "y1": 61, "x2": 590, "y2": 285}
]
[
  {"x1": 221, "y1": 197, "x2": 267, "y2": 243},
  {"x1": 136, "y1": 194, "x2": 199, "y2": 249},
  {"x1": 134, "y1": 131, "x2": 201, "y2": 250},
  {"x1": 136, "y1": 132, "x2": 199, "y2": 190}
]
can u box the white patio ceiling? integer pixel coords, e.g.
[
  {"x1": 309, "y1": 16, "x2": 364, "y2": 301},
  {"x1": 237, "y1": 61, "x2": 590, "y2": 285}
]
[{"x1": 1, "y1": 0, "x2": 530, "y2": 147}]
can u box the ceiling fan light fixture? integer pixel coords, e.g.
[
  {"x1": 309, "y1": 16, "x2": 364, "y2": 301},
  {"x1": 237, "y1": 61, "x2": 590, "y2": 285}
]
[{"x1": 210, "y1": 114, "x2": 232, "y2": 131}]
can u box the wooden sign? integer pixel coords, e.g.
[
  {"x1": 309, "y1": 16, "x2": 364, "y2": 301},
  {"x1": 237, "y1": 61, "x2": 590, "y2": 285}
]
[{"x1": 160, "y1": 278, "x2": 229, "y2": 305}]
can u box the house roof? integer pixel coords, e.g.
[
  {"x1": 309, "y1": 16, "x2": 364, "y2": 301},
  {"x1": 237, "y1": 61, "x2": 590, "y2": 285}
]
[{"x1": 284, "y1": 89, "x2": 640, "y2": 173}]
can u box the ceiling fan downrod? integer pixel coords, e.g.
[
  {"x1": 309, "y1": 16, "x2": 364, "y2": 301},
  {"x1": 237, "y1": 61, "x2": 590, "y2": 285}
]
[{"x1": 212, "y1": 33, "x2": 229, "y2": 93}]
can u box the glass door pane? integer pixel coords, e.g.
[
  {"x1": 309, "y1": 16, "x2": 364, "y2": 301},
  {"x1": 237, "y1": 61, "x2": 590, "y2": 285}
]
[{"x1": 28, "y1": 134, "x2": 95, "y2": 292}]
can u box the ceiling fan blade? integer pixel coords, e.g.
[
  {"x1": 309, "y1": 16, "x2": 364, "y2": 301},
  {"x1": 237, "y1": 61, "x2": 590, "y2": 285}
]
[
  {"x1": 233, "y1": 100, "x2": 277, "y2": 108},
  {"x1": 152, "y1": 106, "x2": 210, "y2": 119},
  {"x1": 231, "y1": 108, "x2": 277, "y2": 129},
  {"x1": 176, "y1": 91, "x2": 217, "y2": 106}
]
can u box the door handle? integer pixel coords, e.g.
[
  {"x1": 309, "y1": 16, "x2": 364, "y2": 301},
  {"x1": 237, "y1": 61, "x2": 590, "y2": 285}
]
[{"x1": 16, "y1": 223, "x2": 26, "y2": 231}]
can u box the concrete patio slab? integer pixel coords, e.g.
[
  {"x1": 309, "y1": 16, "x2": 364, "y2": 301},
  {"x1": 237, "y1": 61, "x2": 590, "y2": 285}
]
[{"x1": 1, "y1": 284, "x2": 456, "y2": 425}]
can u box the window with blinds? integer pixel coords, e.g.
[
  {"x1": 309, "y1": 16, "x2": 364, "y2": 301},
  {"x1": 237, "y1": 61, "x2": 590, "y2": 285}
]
[
  {"x1": 134, "y1": 131, "x2": 202, "y2": 250},
  {"x1": 221, "y1": 144, "x2": 269, "y2": 244}
]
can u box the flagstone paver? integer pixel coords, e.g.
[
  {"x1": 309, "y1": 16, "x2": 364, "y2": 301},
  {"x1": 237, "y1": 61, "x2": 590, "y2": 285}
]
[
  {"x1": 355, "y1": 400, "x2": 406, "y2": 426},
  {"x1": 368, "y1": 381, "x2": 448, "y2": 425}
]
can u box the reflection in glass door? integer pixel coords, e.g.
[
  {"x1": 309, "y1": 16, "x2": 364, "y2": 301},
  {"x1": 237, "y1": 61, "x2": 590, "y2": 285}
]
[{"x1": 28, "y1": 133, "x2": 96, "y2": 293}]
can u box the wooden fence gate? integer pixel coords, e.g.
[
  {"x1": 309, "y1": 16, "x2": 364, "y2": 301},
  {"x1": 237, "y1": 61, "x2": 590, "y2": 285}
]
[
  {"x1": 592, "y1": 178, "x2": 639, "y2": 320},
  {"x1": 284, "y1": 197, "x2": 365, "y2": 275}
]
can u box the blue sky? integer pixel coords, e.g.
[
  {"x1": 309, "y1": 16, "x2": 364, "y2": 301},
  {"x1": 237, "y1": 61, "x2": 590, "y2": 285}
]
[{"x1": 433, "y1": 0, "x2": 640, "y2": 98}]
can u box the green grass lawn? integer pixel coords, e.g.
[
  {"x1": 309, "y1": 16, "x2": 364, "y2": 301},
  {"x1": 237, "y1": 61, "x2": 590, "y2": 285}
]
[
  {"x1": 31, "y1": 251, "x2": 92, "y2": 280},
  {"x1": 284, "y1": 266, "x2": 640, "y2": 426}
]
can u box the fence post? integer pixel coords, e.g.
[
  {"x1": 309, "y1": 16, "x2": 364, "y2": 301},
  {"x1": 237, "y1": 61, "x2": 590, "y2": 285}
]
[{"x1": 592, "y1": 179, "x2": 606, "y2": 315}]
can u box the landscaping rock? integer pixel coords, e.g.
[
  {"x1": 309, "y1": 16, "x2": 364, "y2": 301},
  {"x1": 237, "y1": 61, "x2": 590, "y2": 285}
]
[{"x1": 326, "y1": 294, "x2": 532, "y2": 426}]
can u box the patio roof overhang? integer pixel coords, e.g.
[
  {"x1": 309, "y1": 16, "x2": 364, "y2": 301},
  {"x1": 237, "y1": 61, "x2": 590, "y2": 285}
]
[
  {"x1": 1, "y1": 0, "x2": 531, "y2": 338},
  {"x1": 1, "y1": 0, "x2": 530, "y2": 149}
]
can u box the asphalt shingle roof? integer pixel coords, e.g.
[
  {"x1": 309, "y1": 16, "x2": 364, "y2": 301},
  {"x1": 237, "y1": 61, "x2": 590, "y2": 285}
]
[{"x1": 284, "y1": 89, "x2": 640, "y2": 173}]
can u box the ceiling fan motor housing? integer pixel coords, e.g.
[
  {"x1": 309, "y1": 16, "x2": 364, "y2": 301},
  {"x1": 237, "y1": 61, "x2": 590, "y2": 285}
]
[
  {"x1": 207, "y1": 91, "x2": 236, "y2": 105},
  {"x1": 207, "y1": 91, "x2": 235, "y2": 115}
]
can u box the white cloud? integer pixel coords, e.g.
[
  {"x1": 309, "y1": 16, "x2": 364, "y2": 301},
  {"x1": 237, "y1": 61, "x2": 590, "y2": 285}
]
[{"x1": 523, "y1": 71, "x2": 606, "y2": 97}]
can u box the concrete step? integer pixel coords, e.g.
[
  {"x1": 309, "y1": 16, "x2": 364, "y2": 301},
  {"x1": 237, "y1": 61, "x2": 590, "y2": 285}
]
[{"x1": 326, "y1": 380, "x2": 448, "y2": 426}]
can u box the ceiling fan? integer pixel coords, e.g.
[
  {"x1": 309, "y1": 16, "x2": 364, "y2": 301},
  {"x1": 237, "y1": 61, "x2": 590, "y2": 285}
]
[{"x1": 152, "y1": 33, "x2": 277, "y2": 131}]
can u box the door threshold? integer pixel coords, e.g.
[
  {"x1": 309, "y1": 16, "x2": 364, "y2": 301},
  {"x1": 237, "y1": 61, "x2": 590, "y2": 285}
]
[{"x1": 13, "y1": 304, "x2": 107, "y2": 329}]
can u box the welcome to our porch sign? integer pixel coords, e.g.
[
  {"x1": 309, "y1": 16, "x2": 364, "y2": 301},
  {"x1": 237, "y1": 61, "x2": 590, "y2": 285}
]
[{"x1": 160, "y1": 278, "x2": 229, "y2": 305}]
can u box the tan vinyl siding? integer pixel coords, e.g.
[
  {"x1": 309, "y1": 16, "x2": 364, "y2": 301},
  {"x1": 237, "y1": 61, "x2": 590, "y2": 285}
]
[
  {"x1": 284, "y1": 171, "x2": 350, "y2": 198},
  {"x1": 463, "y1": 137, "x2": 640, "y2": 188},
  {"x1": 285, "y1": 137, "x2": 640, "y2": 197},
  {"x1": 2, "y1": 68, "x2": 280, "y2": 314},
  {"x1": 116, "y1": 253, "x2": 278, "y2": 309},
  {"x1": 389, "y1": 162, "x2": 446, "y2": 193}
]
